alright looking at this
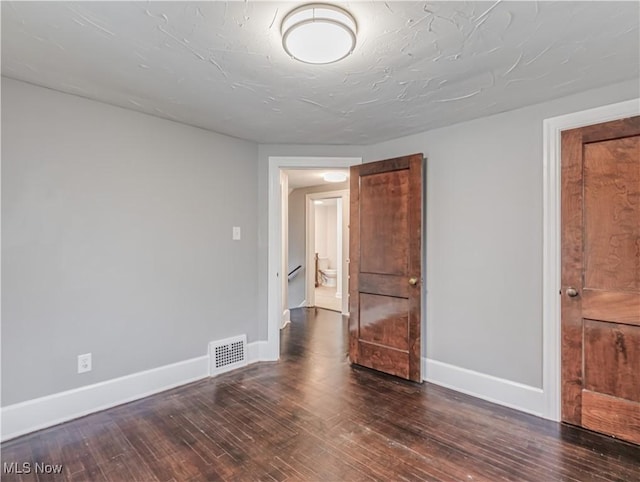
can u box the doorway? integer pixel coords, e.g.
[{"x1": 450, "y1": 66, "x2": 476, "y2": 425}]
[
  {"x1": 267, "y1": 156, "x2": 362, "y2": 359},
  {"x1": 311, "y1": 196, "x2": 343, "y2": 312},
  {"x1": 560, "y1": 115, "x2": 639, "y2": 444},
  {"x1": 542, "y1": 98, "x2": 639, "y2": 423},
  {"x1": 270, "y1": 154, "x2": 424, "y2": 384},
  {"x1": 282, "y1": 169, "x2": 351, "y2": 324},
  {"x1": 348, "y1": 154, "x2": 424, "y2": 382},
  {"x1": 285, "y1": 172, "x2": 349, "y2": 314},
  {"x1": 306, "y1": 190, "x2": 349, "y2": 314}
]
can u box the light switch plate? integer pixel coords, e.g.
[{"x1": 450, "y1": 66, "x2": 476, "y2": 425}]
[{"x1": 232, "y1": 226, "x2": 241, "y2": 240}]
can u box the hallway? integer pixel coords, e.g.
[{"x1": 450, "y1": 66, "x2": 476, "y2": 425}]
[
  {"x1": 1, "y1": 308, "x2": 639, "y2": 481},
  {"x1": 313, "y1": 285, "x2": 342, "y2": 312}
]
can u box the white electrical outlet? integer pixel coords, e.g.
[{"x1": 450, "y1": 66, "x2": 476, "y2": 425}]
[{"x1": 77, "y1": 353, "x2": 92, "y2": 373}]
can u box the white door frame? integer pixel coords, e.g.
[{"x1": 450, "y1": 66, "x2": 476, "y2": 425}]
[
  {"x1": 306, "y1": 189, "x2": 350, "y2": 315},
  {"x1": 541, "y1": 98, "x2": 639, "y2": 421},
  {"x1": 280, "y1": 170, "x2": 290, "y2": 329},
  {"x1": 268, "y1": 156, "x2": 362, "y2": 360}
]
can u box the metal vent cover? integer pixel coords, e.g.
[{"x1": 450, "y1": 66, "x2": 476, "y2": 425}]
[{"x1": 209, "y1": 335, "x2": 247, "y2": 376}]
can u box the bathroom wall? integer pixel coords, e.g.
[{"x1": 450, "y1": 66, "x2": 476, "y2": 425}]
[
  {"x1": 287, "y1": 182, "x2": 348, "y2": 308},
  {"x1": 315, "y1": 200, "x2": 338, "y2": 271},
  {"x1": 314, "y1": 205, "x2": 327, "y2": 262}
]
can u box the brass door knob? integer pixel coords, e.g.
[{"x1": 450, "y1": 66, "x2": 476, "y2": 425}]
[
  {"x1": 566, "y1": 287, "x2": 578, "y2": 297},
  {"x1": 409, "y1": 277, "x2": 419, "y2": 286}
]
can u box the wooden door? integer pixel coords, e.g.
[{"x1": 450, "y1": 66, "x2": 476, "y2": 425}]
[
  {"x1": 561, "y1": 116, "x2": 640, "y2": 444},
  {"x1": 349, "y1": 154, "x2": 423, "y2": 382}
]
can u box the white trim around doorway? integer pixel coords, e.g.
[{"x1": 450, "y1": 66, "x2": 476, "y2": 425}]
[
  {"x1": 541, "y1": 98, "x2": 639, "y2": 422},
  {"x1": 267, "y1": 156, "x2": 362, "y2": 360}
]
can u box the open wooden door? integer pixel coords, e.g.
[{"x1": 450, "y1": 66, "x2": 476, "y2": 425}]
[
  {"x1": 349, "y1": 154, "x2": 423, "y2": 382},
  {"x1": 561, "y1": 116, "x2": 640, "y2": 444}
]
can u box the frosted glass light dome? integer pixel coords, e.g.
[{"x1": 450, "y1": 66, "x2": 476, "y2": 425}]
[
  {"x1": 281, "y1": 4, "x2": 357, "y2": 64},
  {"x1": 323, "y1": 172, "x2": 348, "y2": 182}
]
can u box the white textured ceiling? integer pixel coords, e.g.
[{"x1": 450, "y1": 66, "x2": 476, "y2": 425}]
[
  {"x1": 286, "y1": 168, "x2": 350, "y2": 189},
  {"x1": 2, "y1": 1, "x2": 639, "y2": 145}
]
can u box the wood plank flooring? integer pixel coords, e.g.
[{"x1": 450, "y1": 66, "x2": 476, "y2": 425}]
[{"x1": 2, "y1": 307, "x2": 639, "y2": 481}]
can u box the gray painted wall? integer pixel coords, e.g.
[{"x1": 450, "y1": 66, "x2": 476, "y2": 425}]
[
  {"x1": 4, "y1": 74, "x2": 638, "y2": 406},
  {"x1": 1, "y1": 78, "x2": 259, "y2": 405},
  {"x1": 255, "y1": 80, "x2": 638, "y2": 384},
  {"x1": 363, "y1": 78, "x2": 639, "y2": 388},
  {"x1": 287, "y1": 183, "x2": 348, "y2": 308}
]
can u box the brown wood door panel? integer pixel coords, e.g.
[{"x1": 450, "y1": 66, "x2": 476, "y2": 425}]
[
  {"x1": 359, "y1": 273, "x2": 410, "y2": 298},
  {"x1": 561, "y1": 115, "x2": 640, "y2": 444},
  {"x1": 582, "y1": 390, "x2": 640, "y2": 445},
  {"x1": 359, "y1": 293, "x2": 409, "y2": 351},
  {"x1": 357, "y1": 341, "x2": 410, "y2": 379},
  {"x1": 360, "y1": 169, "x2": 410, "y2": 276},
  {"x1": 584, "y1": 320, "x2": 639, "y2": 400},
  {"x1": 582, "y1": 290, "x2": 640, "y2": 326},
  {"x1": 349, "y1": 153, "x2": 423, "y2": 382},
  {"x1": 583, "y1": 137, "x2": 640, "y2": 292}
]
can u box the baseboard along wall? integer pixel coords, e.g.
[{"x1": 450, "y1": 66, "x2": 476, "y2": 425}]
[
  {"x1": 1, "y1": 341, "x2": 269, "y2": 442},
  {"x1": 2, "y1": 347, "x2": 549, "y2": 442},
  {"x1": 423, "y1": 358, "x2": 545, "y2": 418}
]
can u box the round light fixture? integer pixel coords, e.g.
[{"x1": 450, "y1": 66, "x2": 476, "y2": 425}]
[
  {"x1": 323, "y1": 172, "x2": 348, "y2": 183},
  {"x1": 281, "y1": 4, "x2": 357, "y2": 64}
]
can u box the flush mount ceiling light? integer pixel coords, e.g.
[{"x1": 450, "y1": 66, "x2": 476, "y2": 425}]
[
  {"x1": 323, "y1": 172, "x2": 348, "y2": 183},
  {"x1": 281, "y1": 4, "x2": 357, "y2": 64}
]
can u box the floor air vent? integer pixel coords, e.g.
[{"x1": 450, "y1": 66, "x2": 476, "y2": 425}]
[{"x1": 209, "y1": 335, "x2": 247, "y2": 376}]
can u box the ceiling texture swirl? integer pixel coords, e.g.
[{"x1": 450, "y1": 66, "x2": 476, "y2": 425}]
[{"x1": 2, "y1": 1, "x2": 639, "y2": 145}]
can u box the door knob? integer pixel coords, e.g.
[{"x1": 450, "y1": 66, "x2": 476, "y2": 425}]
[
  {"x1": 566, "y1": 287, "x2": 579, "y2": 297},
  {"x1": 409, "y1": 277, "x2": 419, "y2": 286}
]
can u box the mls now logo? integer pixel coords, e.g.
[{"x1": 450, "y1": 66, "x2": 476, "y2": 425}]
[{"x1": 3, "y1": 462, "x2": 64, "y2": 475}]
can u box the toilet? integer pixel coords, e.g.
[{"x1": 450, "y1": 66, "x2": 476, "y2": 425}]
[
  {"x1": 318, "y1": 257, "x2": 338, "y2": 287},
  {"x1": 322, "y1": 269, "x2": 337, "y2": 287}
]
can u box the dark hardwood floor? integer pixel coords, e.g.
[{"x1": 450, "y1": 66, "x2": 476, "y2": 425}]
[{"x1": 2, "y1": 307, "x2": 639, "y2": 481}]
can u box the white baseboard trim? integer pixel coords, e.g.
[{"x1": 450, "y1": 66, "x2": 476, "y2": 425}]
[
  {"x1": 424, "y1": 358, "x2": 545, "y2": 418},
  {"x1": 2, "y1": 339, "x2": 279, "y2": 442},
  {"x1": 246, "y1": 341, "x2": 273, "y2": 364},
  {"x1": 260, "y1": 340, "x2": 281, "y2": 362},
  {"x1": 281, "y1": 309, "x2": 291, "y2": 329},
  {"x1": 1, "y1": 355, "x2": 209, "y2": 442}
]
